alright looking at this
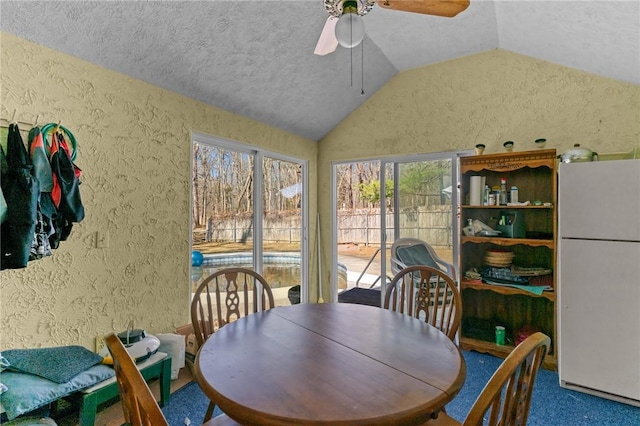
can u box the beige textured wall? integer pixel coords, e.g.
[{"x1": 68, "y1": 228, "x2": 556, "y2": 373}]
[
  {"x1": 322, "y1": 50, "x2": 639, "y2": 161},
  {"x1": 2, "y1": 36, "x2": 639, "y2": 350},
  {"x1": 318, "y1": 49, "x2": 639, "y2": 296},
  {"x1": 0, "y1": 33, "x2": 317, "y2": 350}
]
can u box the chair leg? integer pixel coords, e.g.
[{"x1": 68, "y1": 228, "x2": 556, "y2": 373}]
[{"x1": 204, "y1": 401, "x2": 216, "y2": 421}]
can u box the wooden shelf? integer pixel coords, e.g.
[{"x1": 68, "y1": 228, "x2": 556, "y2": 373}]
[
  {"x1": 459, "y1": 337, "x2": 557, "y2": 370},
  {"x1": 461, "y1": 279, "x2": 555, "y2": 301},
  {"x1": 461, "y1": 236, "x2": 554, "y2": 248},
  {"x1": 460, "y1": 149, "x2": 558, "y2": 371},
  {"x1": 459, "y1": 149, "x2": 557, "y2": 173},
  {"x1": 461, "y1": 205, "x2": 553, "y2": 210},
  {"x1": 460, "y1": 336, "x2": 514, "y2": 356}
]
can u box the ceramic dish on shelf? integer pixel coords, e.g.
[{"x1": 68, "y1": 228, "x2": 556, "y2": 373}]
[
  {"x1": 478, "y1": 230, "x2": 501, "y2": 237},
  {"x1": 511, "y1": 265, "x2": 552, "y2": 276}
]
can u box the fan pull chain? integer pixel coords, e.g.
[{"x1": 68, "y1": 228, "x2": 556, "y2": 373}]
[
  {"x1": 361, "y1": 38, "x2": 365, "y2": 96},
  {"x1": 350, "y1": 19, "x2": 354, "y2": 88},
  {"x1": 350, "y1": 43, "x2": 353, "y2": 87}
]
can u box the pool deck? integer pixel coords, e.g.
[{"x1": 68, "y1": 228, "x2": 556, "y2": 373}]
[
  {"x1": 340, "y1": 251, "x2": 387, "y2": 290},
  {"x1": 346, "y1": 271, "x2": 382, "y2": 289}
]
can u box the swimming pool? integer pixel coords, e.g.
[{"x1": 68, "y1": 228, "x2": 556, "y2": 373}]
[{"x1": 191, "y1": 252, "x2": 348, "y2": 290}]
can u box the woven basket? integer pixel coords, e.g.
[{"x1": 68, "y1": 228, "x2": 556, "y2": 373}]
[{"x1": 483, "y1": 249, "x2": 515, "y2": 267}]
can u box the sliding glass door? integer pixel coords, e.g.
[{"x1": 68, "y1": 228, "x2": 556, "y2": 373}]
[
  {"x1": 191, "y1": 132, "x2": 308, "y2": 311},
  {"x1": 381, "y1": 153, "x2": 460, "y2": 288},
  {"x1": 332, "y1": 152, "x2": 462, "y2": 302},
  {"x1": 259, "y1": 155, "x2": 306, "y2": 304}
]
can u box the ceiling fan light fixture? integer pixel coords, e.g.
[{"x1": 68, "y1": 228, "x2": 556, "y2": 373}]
[{"x1": 335, "y1": 1, "x2": 365, "y2": 48}]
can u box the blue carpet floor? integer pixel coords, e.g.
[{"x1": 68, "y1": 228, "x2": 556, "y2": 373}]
[
  {"x1": 163, "y1": 350, "x2": 640, "y2": 425},
  {"x1": 162, "y1": 381, "x2": 222, "y2": 426},
  {"x1": 448, "y1": 351, "x2": 639, "y2": 425}
]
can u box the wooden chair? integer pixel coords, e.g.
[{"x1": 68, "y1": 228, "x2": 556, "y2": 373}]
[
  {"x1": 427, "y1": 332, "x2": 551, "y2": 425},
  {"x1": 105, "y1": 333, "x2": 238, "y2": 426},
  {"x1": 190, "y1": 267, "x2": 275, "y2": 421},
  {"x1": 383, "y1": 265, "x2": 461, "y2": 341},
  {"x1": 390, "y1": 237, "x2": 457, "y2": 280}
]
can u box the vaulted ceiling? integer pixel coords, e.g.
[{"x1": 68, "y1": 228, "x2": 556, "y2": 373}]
[{"x1": 2, "y1": 1, "x2": 639, "y2": 141}]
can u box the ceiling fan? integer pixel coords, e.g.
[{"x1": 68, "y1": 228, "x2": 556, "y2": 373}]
[{"x1": 314, "y1": 0, "x2": 470, "y2": 55}]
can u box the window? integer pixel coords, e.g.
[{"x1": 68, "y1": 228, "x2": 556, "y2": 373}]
[
  {"x1": 331, "y1": 151, "x2": 464, "y2": 302},
  {"x1": 191, "y1": 132, "x2": 308, "y2": 309}
]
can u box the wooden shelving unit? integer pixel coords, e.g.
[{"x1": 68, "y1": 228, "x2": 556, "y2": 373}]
[
  {"x1": 459, "y1": 336, "x2": 557, "y2": 370},
  {"x1": 461, "y1": 280, "x2": 555, "y2": 301},
  {"x1": 461, "y1": 236, "x2": 554, "y2": 248},
  {"x1": 459, "y1": 149, "x2": 557, "y2": 370}
]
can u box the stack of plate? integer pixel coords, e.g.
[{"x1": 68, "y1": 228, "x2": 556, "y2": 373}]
[
  {"x1": 511, "y1": 265, "x2": 552, "y2": 276},
  {"x1": 483, "y1": 249, "x2": 515, "y2": 267}
]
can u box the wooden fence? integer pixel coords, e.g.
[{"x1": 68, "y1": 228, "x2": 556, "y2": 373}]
[
  {"x1": 201, "y1": 207, "x2": 453, "y2": 250},
  {"x1": 337, "y1": 206, "x2": 453, "y2": 250}
]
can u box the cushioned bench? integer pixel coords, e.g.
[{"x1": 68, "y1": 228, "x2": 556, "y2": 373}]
[{"x1": 0, "y1": 351, "x2": 170, "y2": 424}]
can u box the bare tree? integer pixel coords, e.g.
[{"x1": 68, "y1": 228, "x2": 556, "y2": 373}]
[
  {"x1": 192, "y1": 144, "x2": 201, "y2": 227},
  {"x1": 193, "y1": 146, "x2": 304, "y2": 223}
]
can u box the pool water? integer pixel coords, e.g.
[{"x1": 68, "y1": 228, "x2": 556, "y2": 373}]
[
  {"x1": 193, "y1": 263, "x2": 301, "y2": 290},
  {"x1": 190, "y1": 252, "x2": 348, "y2": 291}
]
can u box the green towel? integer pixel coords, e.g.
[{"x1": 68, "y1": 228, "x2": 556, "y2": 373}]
[
  {"x1": 483, "y1": 280, "x2": 545, "y2": 296},
  {"x1": 396, "y1": 244, "x2": 442, "y2": 271}
]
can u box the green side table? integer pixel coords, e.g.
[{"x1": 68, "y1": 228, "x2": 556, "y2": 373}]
[{"x1": 78, "y1": 351, "x2": 171, "y2": 425}]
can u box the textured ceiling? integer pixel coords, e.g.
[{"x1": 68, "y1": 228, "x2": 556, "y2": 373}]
[{"x1": 2, "y1": 1, "x2": 639, "y2": 141}]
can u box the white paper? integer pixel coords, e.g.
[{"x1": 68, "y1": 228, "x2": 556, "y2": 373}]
[{"x1": 470, "y1": 176, "x2": 483, "y2": 206}]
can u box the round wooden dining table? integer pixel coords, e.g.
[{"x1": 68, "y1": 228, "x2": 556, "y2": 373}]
[{"x1": 195, "y1": 302, "x2": 466, "y2": 425}]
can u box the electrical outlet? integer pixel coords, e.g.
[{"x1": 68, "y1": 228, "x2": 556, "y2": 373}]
[
  {"x1": 95, "y1": 335, "x2": 107, "y2": 354},
  {"x1": 96, "y1": 231, "x2": 109, "y2": 248}
]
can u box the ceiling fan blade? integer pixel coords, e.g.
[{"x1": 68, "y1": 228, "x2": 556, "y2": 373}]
[
  {"x1": 376, "y1": 0, "x2": 470, "y2": 18},
  {"x1": 314, "y1": 16, "x2": 339, "y2": 56}
]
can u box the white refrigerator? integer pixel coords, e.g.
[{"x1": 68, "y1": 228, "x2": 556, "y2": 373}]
[{"x1": 558, "y1": 159, "x2": 640, "y2": 406}]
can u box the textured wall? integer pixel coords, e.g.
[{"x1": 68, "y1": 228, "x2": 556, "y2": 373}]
[
  {"x1": 318, "y1": 49, "x2": 640, "y2": 293},
  {"x1": 2, "y1": 36, "x2": 639, "y2": 349},
  {"x1": 321, "y1": 49, "x2": 640, "y2": 161},
  {"x1": 0, "y1": 33, "x2": 317, "y2": 350}
]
